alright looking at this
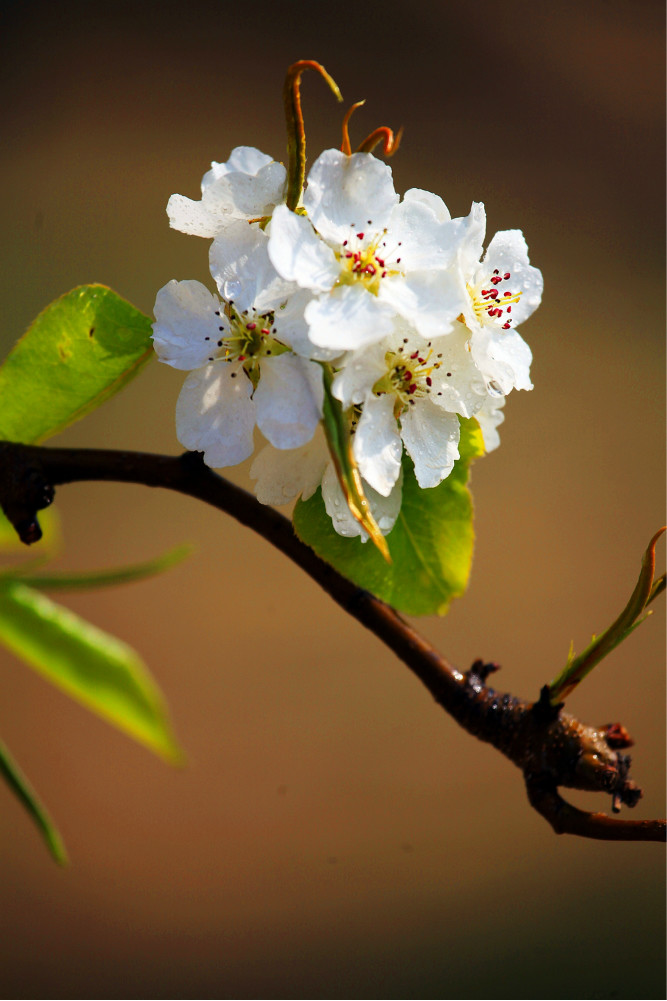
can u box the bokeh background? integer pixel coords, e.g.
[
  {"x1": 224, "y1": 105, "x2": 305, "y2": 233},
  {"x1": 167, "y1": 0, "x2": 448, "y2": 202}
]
[{"x1": 1, "y1": 0, "x2": 664, "y2": 997}]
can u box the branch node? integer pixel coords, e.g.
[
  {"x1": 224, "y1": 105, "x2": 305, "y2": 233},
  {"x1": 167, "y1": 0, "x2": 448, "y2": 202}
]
[
  {"x1": 467, "y1": 659, "x2": 500, "y2": 685},
  {"x1": 532, "y1": 684, "x2": 562, "y2": 723},
  {"x1": 0, "y1": 442, "x2": 54, "y2": 544}
]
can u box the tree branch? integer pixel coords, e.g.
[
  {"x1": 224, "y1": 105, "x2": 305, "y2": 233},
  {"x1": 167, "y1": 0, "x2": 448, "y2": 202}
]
[{"x1": 0, "y1": 440, "x2": 664, "y2": 843}]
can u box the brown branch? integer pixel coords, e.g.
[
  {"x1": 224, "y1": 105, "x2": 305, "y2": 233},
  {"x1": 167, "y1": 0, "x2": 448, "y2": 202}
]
[{"x1": 0, "y1": 441, "x2": 664, "y2": 843}]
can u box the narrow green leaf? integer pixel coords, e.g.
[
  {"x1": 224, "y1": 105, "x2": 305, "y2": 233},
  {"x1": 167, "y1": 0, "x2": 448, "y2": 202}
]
[
  {"x1": 549, "y1": 527, "x2": 666, "y2": 704},
  {"x1": 0, "y1": 285, "x2": 153, "y2": 444},
  {"x1": 0, "y1": 737, "x2": 67, "y2": 865},
  {"x1": 0, "y1": 581, "x2": 182, "y2": 763},
  {"x1": 13, "y1": 544, "x2": 192, "y2": 592},
  {"x1": 293, "y1": 418, "x2": 485, "y2": 616}
]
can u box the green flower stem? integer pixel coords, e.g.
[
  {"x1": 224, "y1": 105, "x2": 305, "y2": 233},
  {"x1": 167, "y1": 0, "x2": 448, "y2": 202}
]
[{"x1": 283, "y1": 61, "x2": 342, "y2": 212}]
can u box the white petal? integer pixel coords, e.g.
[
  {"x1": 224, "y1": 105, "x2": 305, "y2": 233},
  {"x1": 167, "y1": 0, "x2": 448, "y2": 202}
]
[
  {"x1": 471, "y1": 327, "x2": 533, "y2": 394},
  {"x1": 400, "y1": 399, "x2": 460, "y2": 488},
  {"x1": 152, "y1": 280, "x2": 223, "y2": 370},
  {"x1": 272, "y1": 289, "x2": 339, "y2": 362},
  {"x1": 167, "y1": 193, "x2": 222, "y2": 239},
  {"x1": 213, "y1": 161, "x2": 286, "y2": 219},
  {"x1": 386, "y1": 199, "x2": 459, "y2": 271},
  {"x1": 331, "y1": 342, "x2": 387, "y2": 408},
  {"x1": 209, "y1": 222, "x2": 293, "y2": 313},
  {"x1": 204, "y1": 146, "x2": 275, "y2": 184},
  {"x1": 303, "y1": 149, "x2": 399, "y2": 246},
  {"x1": 250, "y1": 434, "x2": 328, "y2": 505},
  {"x1": 268, "y1": 205, "x2": 340, "y2": 291},
  {"x1": 427, "y1": 323, "x2": 488, "y2": 418},
  {"x1": 379, "y1": 270, "x2": 464, "y2": 339},
  {"x1": 353, "y1": 394, "x2": 403, "y2": 497},
  {"x1": 305, "y1": 284, "x2": 395, "y2": 352},
  {"x1": 475, "y1": 396, "x2": 506, "y2": 453},
  {"x1": 455, "y1": 201, "x2": 487, "y2": 276},
  {"x1": 403, "y1": 188, "x2": 451, "y2": 223},
  {"x1": 254, "y1": 354, "x2": 323, "y2": 449},
  {"x1": 175, "y1": 362, "x2": 255, "y2": 468}
]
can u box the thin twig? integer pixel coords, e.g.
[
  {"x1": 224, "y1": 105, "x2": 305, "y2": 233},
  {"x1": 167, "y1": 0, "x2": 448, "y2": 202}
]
[{"x1": 0, "y1": 441, "x2": 664, "y2": 843}]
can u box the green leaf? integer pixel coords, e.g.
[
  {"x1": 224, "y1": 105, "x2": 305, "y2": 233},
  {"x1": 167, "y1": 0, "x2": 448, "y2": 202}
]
[
  {"x1": 549, "y1": 527, "x2": 666, "y2": 704},
  {"x1": 13, "y1": 543, "x2": 192, "y2": 592},
  {"x1": 0, "y1": 580, "x2": 182, "y2": 763},
  {"x1": 293, "y1": 418, "x2": 485, "y2": 616},
  {"x1": 0, "y1": 737, "x2": 67, "y2": 865},
  {"x1": 0, "y1": 285, "x2": 153, "y2": 444}
]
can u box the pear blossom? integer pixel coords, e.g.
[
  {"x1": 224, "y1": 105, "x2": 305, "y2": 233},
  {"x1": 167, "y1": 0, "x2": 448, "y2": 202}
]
[
  {"x1": 268, "y1": 149, "x2": 466, "y2": 353},
  {"x1": 155, "y1": 114, "x2": 543, "y2": 542},
  {"x1": 167, "y1": 146, "x2": 286, "y2": 238},
  {"x1": 455, "y1": 202, "x2": 542, "y2": 396},
  {"x1": 332, "y1": 322, "x2": 487, "y2": 493},
  {"x1": 152, "y1": 277, "x2": 323, "y2": 469}
]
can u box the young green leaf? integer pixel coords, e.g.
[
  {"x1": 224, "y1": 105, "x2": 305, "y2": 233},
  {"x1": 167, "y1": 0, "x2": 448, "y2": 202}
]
[
  {"x1": 0, "y1": 285, "x2": 153, "y2": 444},
  {"x1": 549, "y1": 527, "x2": 666, "y2": 704},
  {"x1": 0, "y1": 580, "x2": 182, "y2": 763},
  {"x1": 293, "y1": 418, "x2": 485, "y2": 616},
  {"x1": 0, "y1": 738, "x2": 67, "y2": 865},
  {"x1": 12, "y1": 544, "x2": 192, "y2": 592}
]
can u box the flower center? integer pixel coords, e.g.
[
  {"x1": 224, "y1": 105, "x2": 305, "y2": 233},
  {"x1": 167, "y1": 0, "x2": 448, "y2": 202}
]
[
  {"x1": 372, "y1": 340, "x2": 440, "y2": 416},
  {"x1": 468, "y1": 269, "x2": 522, "y2": 330},
  {"x1": 207, "y1": 305, "x2": 288, "y2": 388},
  {"x1": 335, "y1": 223, "x2": 403, "y2": 295}
]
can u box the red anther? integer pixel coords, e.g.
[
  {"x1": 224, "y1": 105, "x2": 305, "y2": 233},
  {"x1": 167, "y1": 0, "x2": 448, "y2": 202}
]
[
  {"x1": 246, "y1": 322, "x2": 256, "y2": 330},
  {"x1": 356, "y1": 232, "x2": 364, "y2": 240},
  {"x1": 426, "y1": 376, "x2": 432, "y2": 386},
  {"x1": 410, "y1": 351, "x2": 419, "y2": 359},
  {"x1": 504, "y1": 272, "x2": 511, "y2": 280},
  {"x1": 409, "y1": 383, "x2": 417, "y2": 393},
  {"x1": 493, "y1": 269, "x2": 499, "y2": 274},
  {"x1": 261, "y1": 328, "x2": 270, "y2": 335},
  {"x1": 381, "y1": 271, "x2": 387, "y2": 277},
  {"x1": 506, "y1": 306, "x2": 512, "y2": 313},
  {"x1": 238, "y1": 354, "x2": 246, "y2": 361},
  {"x1": 342, "y1": 240, "x2": 348, "y2": 246},
  {"x1": 376, "y1": 257, "x2": 385, "y2": 267},
  {"x1": 502, "y1": 322, "x2": 511, "y2": 329},
  {"x1": 404, "y1": 370, "x2": 412, "y2": 380},
  {"x1": 490, "y1": 276, "x2": 502, "y2": 285}
]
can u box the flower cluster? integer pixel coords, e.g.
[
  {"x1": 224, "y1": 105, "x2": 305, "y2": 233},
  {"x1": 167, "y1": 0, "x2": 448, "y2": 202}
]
[{"x1": 152, "y1": 143, "x2": 542, "y2": 540}]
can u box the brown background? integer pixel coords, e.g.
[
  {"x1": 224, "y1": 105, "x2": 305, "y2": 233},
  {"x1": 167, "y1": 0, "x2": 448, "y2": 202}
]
[{"x1": 0, "y1": 0, "x2": 664, "y2": 997}]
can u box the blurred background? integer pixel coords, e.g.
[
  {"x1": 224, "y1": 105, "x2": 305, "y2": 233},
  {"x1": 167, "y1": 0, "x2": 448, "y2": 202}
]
[{"x1": 0, "y1": 0, "x2": 664, "y2": 997}]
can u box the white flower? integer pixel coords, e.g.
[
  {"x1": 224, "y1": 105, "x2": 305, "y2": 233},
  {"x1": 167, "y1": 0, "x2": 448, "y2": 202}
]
[
  {"x1": 455, "y1": 202, "x2": 542, "y2": 396},
  {"x1": 331, "y1": 322, "x2": 485, "y2": 493},
  {"x1": 152, "y1": 277, "x2": 323, "y2": 468},
  {"x1": 167, "y1": 146, "x2": 286, "y2": 238},
  {"x1": 250, "y1": 429, "x2": 403, "y2": 540},
  {"x1": 267, "y1": 149, "x2": 466, "y2": 353}
]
